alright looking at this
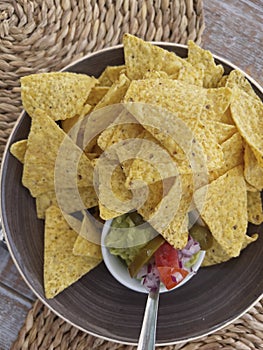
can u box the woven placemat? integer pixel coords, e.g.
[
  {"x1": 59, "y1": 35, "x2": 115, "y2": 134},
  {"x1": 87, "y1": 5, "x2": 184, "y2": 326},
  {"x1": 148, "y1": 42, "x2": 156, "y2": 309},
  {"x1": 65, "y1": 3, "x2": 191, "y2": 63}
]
[
  {"x1": 10, "y1": 299, "x2": 263, "y2": 350},
  {"x1": 0, "y1": 0, "x2": 262, "y2": 349}
]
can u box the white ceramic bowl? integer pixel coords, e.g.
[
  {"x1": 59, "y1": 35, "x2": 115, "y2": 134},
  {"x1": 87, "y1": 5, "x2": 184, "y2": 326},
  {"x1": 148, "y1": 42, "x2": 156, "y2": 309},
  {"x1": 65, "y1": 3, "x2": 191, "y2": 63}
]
[{"x1": 101, "y1": 219, "x2": 206, "y2": 294}]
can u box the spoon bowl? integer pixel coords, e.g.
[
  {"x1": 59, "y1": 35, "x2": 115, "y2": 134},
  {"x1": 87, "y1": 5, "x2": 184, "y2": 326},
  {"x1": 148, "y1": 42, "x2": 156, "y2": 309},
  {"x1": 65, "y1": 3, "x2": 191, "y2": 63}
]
[{"x1": 101, "y1": 219, "x2": 206, "y2": 294}]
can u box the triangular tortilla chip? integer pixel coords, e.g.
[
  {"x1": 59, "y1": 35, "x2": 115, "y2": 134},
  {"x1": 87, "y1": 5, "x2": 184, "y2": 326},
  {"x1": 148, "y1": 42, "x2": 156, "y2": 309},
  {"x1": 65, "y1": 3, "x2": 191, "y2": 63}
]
[
  {"x1": 73, "y1": 213, "x2": 103, "y2": 259},
  {"x1": 123, "y1": 33, "x2": 190, "y2": 80},
  {"x1": 22, "y1": 109, "x2": 94, "y2": 197},
  {"x1": 230, "y1": 88, "x2": 263, "y2": 166},
  {"x1": 244, "y1": 143, "x2": 263, "y2": 191},
  {"x1": 21, "y1": 72, "x2": 97, "y2": 121},
  {"x1": 187, "y1": 40, "x2": 224, "y2": 88},
  {"x1": 194, "y1": 166, "x2": 247, "y2": 257},
  {"x1": 44, "y1": 206, "x2": 101, "y2": 299},
  {"x1": 10, "y1": 139, "x2": 27, "y2": 163}
]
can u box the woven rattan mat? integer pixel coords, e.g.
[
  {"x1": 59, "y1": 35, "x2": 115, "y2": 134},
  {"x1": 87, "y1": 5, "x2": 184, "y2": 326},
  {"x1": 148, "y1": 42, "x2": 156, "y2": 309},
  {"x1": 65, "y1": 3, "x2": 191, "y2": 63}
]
[{"x1": 0, "y1": 0, "x2": 262, "y2": 349}]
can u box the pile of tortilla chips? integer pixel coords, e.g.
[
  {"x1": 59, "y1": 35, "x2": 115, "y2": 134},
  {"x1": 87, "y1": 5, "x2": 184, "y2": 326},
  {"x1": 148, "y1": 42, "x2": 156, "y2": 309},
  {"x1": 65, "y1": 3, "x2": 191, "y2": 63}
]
[{"x1": 11, "y1": 34, "x2": 263, "y2": 299}]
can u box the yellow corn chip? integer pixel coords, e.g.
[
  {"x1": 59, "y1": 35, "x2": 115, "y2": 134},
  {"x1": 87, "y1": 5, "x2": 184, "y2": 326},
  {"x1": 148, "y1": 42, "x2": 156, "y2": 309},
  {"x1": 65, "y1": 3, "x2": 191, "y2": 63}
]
[
  {"x1": 98, "y1": 65, "x2": 126, "y2": 86},
  {"x1": 202, "y1": 233, "x2": 258, "y2": 267},
  {"x1": 21, "y1": 72, "x2": 97, "y2": 121},
  {"x1": 22, "y1": 109, "x2": 94, "y2": 197},
  {"x1": 44, "y1": 205, "x2": 101, "y2": 299},
  {"x1": 94, "y1": 74, "x2": 130, "y2": 110},
  {"x1": 244, "y1": 143, "x2": 263, "y2": 191},
  {"x1": 205, "y1": 121, "x2": 236, "y2": 144},
  {"x1": 73, "y1": 213, "x2": 103, "y2": 259},
  {"x1": 187, "y1": 40, "x2": 224, "y2": 88},
  {"x1": 209, "y1": 133, "x2": 243, "y2": 182},
  {"x1": 10, "y1": 139, "x2": 27, "y2": 164},
  {"x1": 247, "y1": 191, "x2": 263, "y2": 225},
  {"x1": 86, "y1": 86, "x2": 110, "y2": 106},
  {"x1": 123, "y1": 33, "x2": 189, "y2": 80},
  {"x1": 61, "y1": 104, "x2": 92, "y2": 134},
  {"x1": 194, "y1": 166, "x2": 247, "y2": 257},
  {"x1": 230, "y1": 89, "x2": 263, "y2": 166},
  {"x1": 225, "y1": 69, "x2": 261, "y2": 101},
  {"x1": 201, "y1": 87, "x2": 233, "y2": 123},
  {"x1": 36, "y1": 186, "x2": 98, "y2": 219},
  {"x1": 124, "y1": 78, "x2": 206, "y2": 122},
  {"x1": 177, "y1": 65, "x2": 204, "y2": 86}
]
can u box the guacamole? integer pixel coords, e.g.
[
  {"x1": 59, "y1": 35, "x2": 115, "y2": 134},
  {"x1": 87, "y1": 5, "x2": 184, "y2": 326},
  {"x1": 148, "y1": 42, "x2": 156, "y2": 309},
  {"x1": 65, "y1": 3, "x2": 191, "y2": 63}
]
[{"x1": 105, "y1": 213, "x2": 157, "y2": 265}]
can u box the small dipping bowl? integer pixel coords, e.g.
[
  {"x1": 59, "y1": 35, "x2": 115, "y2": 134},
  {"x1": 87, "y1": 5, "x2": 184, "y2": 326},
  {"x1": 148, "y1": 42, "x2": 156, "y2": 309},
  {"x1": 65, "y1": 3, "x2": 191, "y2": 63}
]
[{"x1": 101, "y1": 219, "x2": 206, "y2": 294}]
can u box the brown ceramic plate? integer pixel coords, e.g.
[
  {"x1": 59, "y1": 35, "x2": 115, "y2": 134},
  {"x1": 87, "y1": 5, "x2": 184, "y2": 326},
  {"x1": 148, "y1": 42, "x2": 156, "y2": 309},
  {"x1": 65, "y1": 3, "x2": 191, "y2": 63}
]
[{"x1": 1, "y1": 44, "x2": 263, "y2": 346}]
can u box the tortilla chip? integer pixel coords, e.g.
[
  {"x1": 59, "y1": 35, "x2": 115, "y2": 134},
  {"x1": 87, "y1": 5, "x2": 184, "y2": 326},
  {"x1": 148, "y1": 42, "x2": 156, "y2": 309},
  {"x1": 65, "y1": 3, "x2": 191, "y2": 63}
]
[
  {"x1": 96, "y1": 162, "x2": 133, "y2": 220},
  {"x1": 209, "y1": 133, "x2": 243, "y2": 182},
  {"x1": 225, "y1": 69, "x2": 261, "y2": 101},
  {"x1": 205, "y1": 121, "x2": 236, "y2": 144},
  {"x1": 36, "y1": 186, "x2": 98, "y2": 219},
  {"x1": 187, "y1": 40, "x2": 224, "y2": 88},
  {"x1": 202, "y1": 233, "x2": 258, "y2": 267},
  {"x1": 21, "y1": 72, "x2": 97, "y2": 121},
  {"x1": 244, "y1": 143, "x2": 263, "y2": 191},
  {"x1": 124, "y1": 78, "x2": 206, "y2": 122},
  {"x1": 22, "y1": 109, "x2": 94, "y2": 197},
  {"x1": 201, "y1": 87, "x2": 233, "y2": 123},
  {"x1": 98, "y1": 65, "x2": 126, "y2": 86},
  {"x1": 194, "y1": 166, "x2": 247, "y2": 257},
  {"x1": 230, "y1": 89, "x2": 263, "y2": 166},
  {"x1": 10, "y1": 139, "x2": 27, "y2": 163},
  {"x1": 146, "y1": 175, "x2": 192, "y2": 249},
  {"x1": 61, "y1": 104, "x2": 92, "y2": 134},
  {"x1": 97, "y1": 108, "x2": 144, "y2": 151},
  {"x1": 247, "y1": 191, "x2": 263, "y2": 225},
  {"x1": 94, "y1": 74, "x2": 130, "y2": 110},
  {"x1": 86, "y1": 86, "x2": 110, "y2": 106},
  {"x1": 73, "y1": 213, "x2": 102, "y2": 259},
  {"x1": 44, "y1": 205, "x2": 101, "y2": 299},
  {"x1": 123, "y1": 33, "x2": 189, "y2": 80},
  {"x1": 177, "y1": 65, "x2": 204, "y2": 86}
]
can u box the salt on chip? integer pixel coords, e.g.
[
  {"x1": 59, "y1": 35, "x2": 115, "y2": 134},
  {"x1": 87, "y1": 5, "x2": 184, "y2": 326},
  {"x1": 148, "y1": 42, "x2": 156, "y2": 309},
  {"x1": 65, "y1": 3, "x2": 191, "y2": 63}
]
[
  {"x1": 22, "y1": 109, "x2": 94, "y2": 197},
  {"x1": 123, "y1": 33, "x2": 189, "y2": 80},
  {"x1": 44, "y1": 205, "x2": 101, "y2": 299},
  {"x1": 73, "y1": 213, "x2": 102, "y2": 259},
  {"x1": 10, "y1": 139, "x2": 27, "y2": 164},
  {"x1": 247, "y1": 191, "x2": 263, "y2": 225},
  {"x1": 244, "y1": 143, "x2": 263, "y2": 191},
  {"x1": 94, "y1": 74, "x2": 130, "y2": 111},
  {"x1": 194, "y1": 165, "x2": 247, "y2": 257},
  {"x1": 21, "y1": 72, "x2": 97, "y2": 121},
  {"x1": 187, "y1": 40, "x2": 224, "y2": 88},
  {"x1": 230, "y1": 88, "x2": 263, "y2": 167},
  {"x1": 36, "y1": 186, "x2": 98, "y2": 219}
]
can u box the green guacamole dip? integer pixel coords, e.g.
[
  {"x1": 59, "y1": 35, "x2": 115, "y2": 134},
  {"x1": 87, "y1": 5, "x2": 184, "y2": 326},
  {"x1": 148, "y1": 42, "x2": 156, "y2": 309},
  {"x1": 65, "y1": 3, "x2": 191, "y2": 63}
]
[{"x1": 105, "y1": 213, "x2": 157, "y2": 265}]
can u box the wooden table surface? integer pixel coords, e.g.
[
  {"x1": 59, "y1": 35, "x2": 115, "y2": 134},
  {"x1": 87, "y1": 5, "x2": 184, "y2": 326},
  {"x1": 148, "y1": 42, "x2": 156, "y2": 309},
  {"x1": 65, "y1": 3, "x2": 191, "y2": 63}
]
[{"x1": 0, "y1": 1, "x2": 262, "y2": 349}]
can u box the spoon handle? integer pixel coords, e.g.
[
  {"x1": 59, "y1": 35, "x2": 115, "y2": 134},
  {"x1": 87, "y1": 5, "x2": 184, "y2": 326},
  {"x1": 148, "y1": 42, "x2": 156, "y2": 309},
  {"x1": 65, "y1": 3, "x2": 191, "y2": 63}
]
[{"x1": 137, "y1": 288, "x2": 160, "y2": 350}]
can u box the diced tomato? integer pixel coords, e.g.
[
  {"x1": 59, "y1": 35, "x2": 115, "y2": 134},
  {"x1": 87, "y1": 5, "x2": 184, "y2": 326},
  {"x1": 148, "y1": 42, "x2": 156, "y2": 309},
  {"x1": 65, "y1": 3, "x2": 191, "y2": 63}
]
[
  {"x1": 154, "y1": 242, "x2": 180, "y2": 268},
  {"x1": 157, "y1": 267, "x2": 189, "y2": 290}
]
